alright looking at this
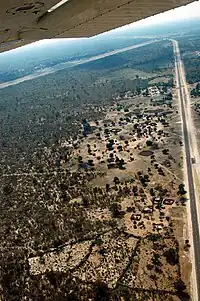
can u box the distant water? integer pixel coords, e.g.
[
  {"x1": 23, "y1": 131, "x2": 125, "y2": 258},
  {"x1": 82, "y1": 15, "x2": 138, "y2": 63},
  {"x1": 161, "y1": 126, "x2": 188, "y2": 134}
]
[{"x1": 0, "y1": 40, "x2": 156, "y2": 90}]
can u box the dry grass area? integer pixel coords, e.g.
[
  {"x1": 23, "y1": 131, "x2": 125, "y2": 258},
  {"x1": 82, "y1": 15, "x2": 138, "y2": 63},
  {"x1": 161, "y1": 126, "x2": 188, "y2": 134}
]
[
  {"x1": 73, "y1": 231, "x2": 138, "y2": 287},
  {"x1": 122, "y1": 237, "x2": 180, "y2": 290},
  {"x1": 29, "y1": 240, "x2": 92, "y2": 275},
  {"x1": 149, "y1": 76, "x2": 172, "y2": 84}
]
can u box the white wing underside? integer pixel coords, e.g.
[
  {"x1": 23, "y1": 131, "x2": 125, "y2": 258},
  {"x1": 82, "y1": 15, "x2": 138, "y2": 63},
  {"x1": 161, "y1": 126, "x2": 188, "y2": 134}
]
[{"x1": 0, "y1": 0, "x2": 194, "y2": 52}]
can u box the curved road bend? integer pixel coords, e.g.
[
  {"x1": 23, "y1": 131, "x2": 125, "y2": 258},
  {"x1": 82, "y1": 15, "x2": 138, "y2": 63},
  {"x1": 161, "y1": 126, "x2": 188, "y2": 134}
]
[{"x1": 172, "y1": 40, "x2": 200, "y2": 300}]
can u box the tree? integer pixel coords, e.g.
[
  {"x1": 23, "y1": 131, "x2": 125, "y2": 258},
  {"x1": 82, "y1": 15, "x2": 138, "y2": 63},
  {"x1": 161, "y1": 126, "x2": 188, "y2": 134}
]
[
  {"x1": 105, "y1": 183, "x2": 110, "y2": 192},
  {"x1": 162, "y1": 148, "x2": 169, "y2": 155},
  {"x1": 78, "y1": 156, "x2": 83, "y2": 163},
  {"x1": 146, "y1": 140, "x2": 153, "y2": 147},
  {"x1": 88, "y1": 159, "x2": 94, "y2": 166},
  {"x1": 132, "y1": 186, "x2": 138, "y2": 194},
  {"x1": 164, "y1": 248, "x2": 179, "y2": 265},
  {"x1": 113, "y1": 176, "x2": 120, "y2": 185},
  {"x1": 3, "y1": 184, "x2": 13, "y2": 196},
  {"x1": 82, "y1": 196, "x2": 90, "y2": 207},
  {"x1": 93, "y1": 280, "x2": 111, "y2": 301},
  {"x1": 174, "y1": 279, "x2": 186, "y2": 292},
  {"x1": 152, "y1": 253, "x2": 162, "y2": 267},
  {"x1": 178, "y1": 184, "x2": 186, "y2": 195},
  {"x1": 150, "y1": 188, "x2": 155, "y2": 196},
  {"x1": 117, "y1": 159, "x2": 125, "y2": 169},
  {"x1": 136, "y1": 87, "x2": 141, "y2": 95},
  {"x1": 110, "y1": 202, "x2": 122, "y2": 218}
]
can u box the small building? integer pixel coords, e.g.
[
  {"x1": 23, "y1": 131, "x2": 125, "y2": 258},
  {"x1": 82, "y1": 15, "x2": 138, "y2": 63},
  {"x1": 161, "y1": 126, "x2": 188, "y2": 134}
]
[
  {"x1": 143, "y1": 206, "x2": 153, "y2": 214},
  {"x1": 153, "y1": 223, "x2": 163, "y2": 231},
  {"x1": 153, "y1": 197, "x2": 162, "y2": 203},
  {"x1": 163, "y1": 198, "x2": 174, "y2": 205}
]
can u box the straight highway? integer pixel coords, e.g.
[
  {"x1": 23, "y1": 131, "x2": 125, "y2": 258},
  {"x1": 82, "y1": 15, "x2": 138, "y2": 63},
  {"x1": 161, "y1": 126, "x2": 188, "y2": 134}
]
[{"x1": 172, "y1": 39, "x2": 200, "y2": 301}]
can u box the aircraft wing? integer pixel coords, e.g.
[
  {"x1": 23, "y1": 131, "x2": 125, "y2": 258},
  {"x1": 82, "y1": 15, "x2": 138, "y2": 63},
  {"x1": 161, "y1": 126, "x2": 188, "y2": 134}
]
[{"x1": 0, "y1": 0, "x2": 195, "y2": 52}]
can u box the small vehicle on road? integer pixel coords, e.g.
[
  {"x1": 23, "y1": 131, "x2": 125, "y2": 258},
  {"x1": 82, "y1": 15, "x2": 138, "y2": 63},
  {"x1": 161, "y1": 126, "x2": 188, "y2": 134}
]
[{"x1": 191, "y1": 157, "x2": 196, "y2": 164}]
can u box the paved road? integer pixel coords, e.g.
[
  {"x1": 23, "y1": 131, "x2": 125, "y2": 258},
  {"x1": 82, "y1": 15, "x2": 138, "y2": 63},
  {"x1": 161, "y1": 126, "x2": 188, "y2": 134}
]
[{"x1": 173, "y1": 39, "x2": 200, "y2": 300}]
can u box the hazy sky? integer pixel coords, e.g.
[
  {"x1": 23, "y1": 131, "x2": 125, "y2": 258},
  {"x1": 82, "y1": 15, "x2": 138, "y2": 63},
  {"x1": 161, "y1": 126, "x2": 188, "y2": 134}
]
[{"x1": 128, "y1": 0, "x2": 200, "y2": 28}]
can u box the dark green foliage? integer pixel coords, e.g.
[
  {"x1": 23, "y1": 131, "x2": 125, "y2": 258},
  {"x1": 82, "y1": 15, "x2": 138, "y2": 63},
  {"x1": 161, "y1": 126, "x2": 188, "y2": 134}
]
[
  {"x1": 148, "y1": 234, "x2": 161, "y2": 242},
  {"x1": 150, "y1": 188, "x2": 155, "y2": 196},
  {"x1": 113, "y1": 176, "x2": 120, "y2": 184},
  {"x1": 164, "y1": 248, "x2": 179, "y2": 265},
  {"x1": 146, "y1": 140, "x2": 153, "y2": 147},
  {"x1": 93, "y1": 280, "x2": 111, "y2": 301},
  {"x1": 179, "y1": 37, "x2": 200, "y2": 84},
  {"x1": 178, "y1": 184, "x2": 186, "y2": 196},
  {"x1": 110, "y1": 202, "x2": 122, "y2": 218},
  {"x1": 3, "y1": 184, "x2": 13, "y2": 196},
  {"x1": 106, "y1": 183, "x2": 110, "y2": 192},
  {"x1": 191, "y1": 82, "x2": 200, "y2": 97},
  {"x1": 174, "y1": 279, "x2": 190, "y2": 301}
]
